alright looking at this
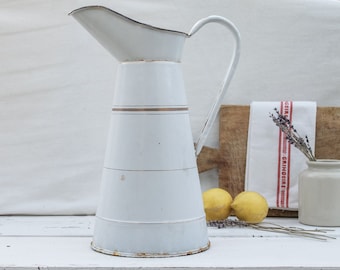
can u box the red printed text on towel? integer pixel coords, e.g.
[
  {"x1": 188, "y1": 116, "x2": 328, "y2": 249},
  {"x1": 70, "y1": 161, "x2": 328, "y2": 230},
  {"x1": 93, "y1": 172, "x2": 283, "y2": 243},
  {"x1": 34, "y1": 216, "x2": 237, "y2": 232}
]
[{"x1": 277, "y1": 101, "x2": 292, "y2": 208}]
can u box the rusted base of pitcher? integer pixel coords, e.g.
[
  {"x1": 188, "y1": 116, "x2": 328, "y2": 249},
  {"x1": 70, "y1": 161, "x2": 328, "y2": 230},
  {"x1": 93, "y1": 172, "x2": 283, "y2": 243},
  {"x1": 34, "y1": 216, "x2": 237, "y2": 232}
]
[
  {"x1": 90, "y1": 215, "x2": 210, "y2": 258},
  {"x1": 91, "y1": 241, "x2": 210, "y2": 258}
]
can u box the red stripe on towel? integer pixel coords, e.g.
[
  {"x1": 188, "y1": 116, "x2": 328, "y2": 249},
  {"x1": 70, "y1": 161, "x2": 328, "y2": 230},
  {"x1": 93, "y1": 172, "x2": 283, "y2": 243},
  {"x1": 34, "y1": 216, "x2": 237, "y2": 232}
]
[{"x1": 276, "y1": 101, "x2": 293, "y2": 208}]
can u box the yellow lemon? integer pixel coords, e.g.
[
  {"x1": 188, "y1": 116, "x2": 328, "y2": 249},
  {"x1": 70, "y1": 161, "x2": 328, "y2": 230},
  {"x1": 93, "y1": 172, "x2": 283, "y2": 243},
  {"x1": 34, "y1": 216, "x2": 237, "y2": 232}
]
[
  {"x1": 231, "y1": 191, "x2": 269, "y2": 224},
  {"x1": 202, "y1": 188, "x2": 233, "y2": 221}
]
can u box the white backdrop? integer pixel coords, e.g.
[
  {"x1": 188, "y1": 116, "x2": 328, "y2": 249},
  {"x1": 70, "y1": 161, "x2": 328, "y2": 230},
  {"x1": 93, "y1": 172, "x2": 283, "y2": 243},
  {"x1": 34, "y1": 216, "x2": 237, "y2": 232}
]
[{"x1": 1, "y1": 0, "x2": 340, "y2": 214}]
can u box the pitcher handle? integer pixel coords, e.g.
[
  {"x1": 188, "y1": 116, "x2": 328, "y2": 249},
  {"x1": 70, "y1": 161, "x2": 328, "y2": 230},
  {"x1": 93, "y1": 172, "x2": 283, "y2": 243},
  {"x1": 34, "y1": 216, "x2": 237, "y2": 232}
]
[{"x1": 188, "y1": 15, "x2": 241, "y2": 156}]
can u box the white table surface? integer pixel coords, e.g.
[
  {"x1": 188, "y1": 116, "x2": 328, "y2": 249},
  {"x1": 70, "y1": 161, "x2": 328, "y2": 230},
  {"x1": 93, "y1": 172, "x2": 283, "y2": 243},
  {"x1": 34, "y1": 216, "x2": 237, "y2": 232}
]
[{"x1": 0, "y1": 216, "x2": 339, "y2": 269}]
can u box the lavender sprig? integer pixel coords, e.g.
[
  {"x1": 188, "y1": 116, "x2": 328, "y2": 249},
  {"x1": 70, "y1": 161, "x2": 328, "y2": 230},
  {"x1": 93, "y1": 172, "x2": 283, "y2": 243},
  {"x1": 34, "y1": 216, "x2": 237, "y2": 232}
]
[
  {"x1": 269, "y1": 108, "x2": 316, "y2": 161},
  {"x1": 207, "y1": 218, "x2": 335, "y2": 240}
]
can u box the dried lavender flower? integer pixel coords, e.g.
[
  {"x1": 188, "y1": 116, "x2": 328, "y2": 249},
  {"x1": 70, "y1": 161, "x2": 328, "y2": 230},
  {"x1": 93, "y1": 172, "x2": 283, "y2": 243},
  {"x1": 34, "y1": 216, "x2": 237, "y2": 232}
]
[
  {"x1": 207, "y1": 219, "x2": 248, "y2": 228},
  {"x1": 269, "y1": 108, "x2": 316, "y2": 161},
  {"x1": 207, "y1": 218, "x2": 335, "y2": 240}
]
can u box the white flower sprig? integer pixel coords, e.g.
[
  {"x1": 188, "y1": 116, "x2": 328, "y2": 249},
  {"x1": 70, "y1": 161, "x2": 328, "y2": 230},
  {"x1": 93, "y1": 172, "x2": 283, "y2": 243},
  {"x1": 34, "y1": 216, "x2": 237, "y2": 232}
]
[{"x1": 269, "y1": 108, "x2": 316, "y2": 161}]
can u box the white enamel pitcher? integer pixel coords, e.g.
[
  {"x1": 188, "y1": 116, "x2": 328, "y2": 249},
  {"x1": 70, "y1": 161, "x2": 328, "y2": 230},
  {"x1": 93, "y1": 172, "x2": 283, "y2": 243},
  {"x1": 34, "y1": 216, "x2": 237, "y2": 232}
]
[{"x1": 70, "y1": 6, "x2": 240, "y2": 257}]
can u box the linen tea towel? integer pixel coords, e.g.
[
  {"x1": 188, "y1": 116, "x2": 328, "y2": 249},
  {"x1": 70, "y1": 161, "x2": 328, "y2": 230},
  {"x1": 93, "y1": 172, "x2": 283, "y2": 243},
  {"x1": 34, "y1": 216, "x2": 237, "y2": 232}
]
[{"x1": 245, "y1": 101, "x2": 317, "y2": 210}]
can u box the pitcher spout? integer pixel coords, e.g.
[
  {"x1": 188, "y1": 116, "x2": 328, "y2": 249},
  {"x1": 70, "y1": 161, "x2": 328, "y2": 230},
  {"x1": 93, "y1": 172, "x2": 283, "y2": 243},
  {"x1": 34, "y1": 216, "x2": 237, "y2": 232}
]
[{"x1": 69, "y1": 6, "x2": 188, "y2": 62}]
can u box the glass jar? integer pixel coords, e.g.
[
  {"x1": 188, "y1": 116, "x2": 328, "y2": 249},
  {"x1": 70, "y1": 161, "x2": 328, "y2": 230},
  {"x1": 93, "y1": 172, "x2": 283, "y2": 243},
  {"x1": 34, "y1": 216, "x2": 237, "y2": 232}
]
[{"x1": 299, "y1": 159, "x2": 340, "y2": 226}]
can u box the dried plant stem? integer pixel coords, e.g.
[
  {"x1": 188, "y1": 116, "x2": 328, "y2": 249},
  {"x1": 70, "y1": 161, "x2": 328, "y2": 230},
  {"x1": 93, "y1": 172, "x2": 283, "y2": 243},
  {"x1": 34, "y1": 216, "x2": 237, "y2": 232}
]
[
  {"x1": 269, "y1": 108, "x2": 316, "y2": 161},
  {"x1": 207, "y1": 219, "x2": 335, "y2": 241},
  {"x1": 248, "y1": 222, "x2": 335, "y2": 241}
]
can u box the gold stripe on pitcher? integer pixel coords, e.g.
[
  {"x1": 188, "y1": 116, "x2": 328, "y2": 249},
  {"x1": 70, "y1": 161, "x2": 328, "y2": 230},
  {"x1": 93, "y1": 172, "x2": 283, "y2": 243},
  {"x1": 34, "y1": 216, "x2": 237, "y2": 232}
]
[{"x1": 112, "y1": 107, "x2": 188, "y2": 112}]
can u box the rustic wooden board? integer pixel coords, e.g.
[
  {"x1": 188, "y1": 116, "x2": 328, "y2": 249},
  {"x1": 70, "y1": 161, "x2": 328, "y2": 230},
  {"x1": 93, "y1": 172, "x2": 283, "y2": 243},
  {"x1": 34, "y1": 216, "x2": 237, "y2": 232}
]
[{"x1": 197, "y1": 105, "x2": 340, "y2": 217}]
